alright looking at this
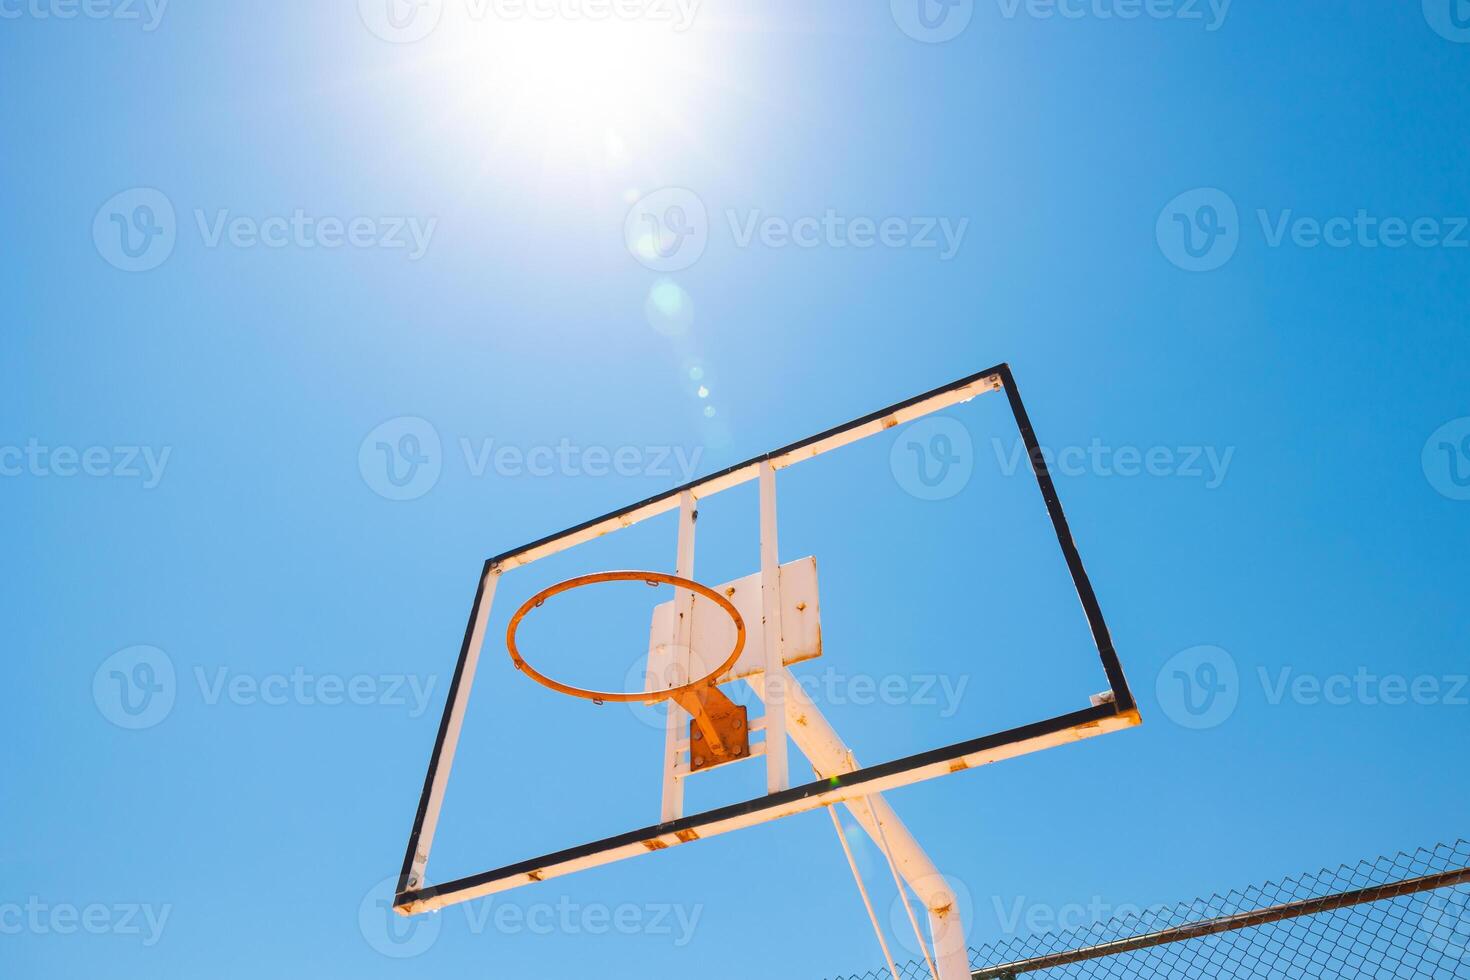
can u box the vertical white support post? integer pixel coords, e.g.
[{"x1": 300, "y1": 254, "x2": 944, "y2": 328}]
[
  {"x1": 757, "y1": 461, "x2": 790, "y2": 794},
  {"x1": 659, "y1": 490, "x2": 698, "y2": 823}
]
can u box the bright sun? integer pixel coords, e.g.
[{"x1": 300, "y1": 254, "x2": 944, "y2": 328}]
[{"x1": 421, "y1": 9, "x2": 710, "y2": 170}]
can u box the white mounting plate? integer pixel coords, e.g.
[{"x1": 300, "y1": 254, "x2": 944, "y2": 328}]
[{"x1": 645, "y1": 556, "x2": 821, "y2": 693}]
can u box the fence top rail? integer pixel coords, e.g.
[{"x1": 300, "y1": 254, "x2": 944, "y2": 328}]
[{"x1": 824, "y1": 839, "x2": 1470, "y2": 980}]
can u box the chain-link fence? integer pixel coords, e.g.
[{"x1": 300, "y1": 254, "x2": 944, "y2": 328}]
[{"x1": 829, "y1": 839, "x2": 1470, "y2": 980}]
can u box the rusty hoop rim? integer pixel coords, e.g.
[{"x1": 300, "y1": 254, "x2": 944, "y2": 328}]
[{"x1": 505, "y1": 570, "x2": 746, "y2": 704}]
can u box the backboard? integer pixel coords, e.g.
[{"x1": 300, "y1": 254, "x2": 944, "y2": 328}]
[{"x1": 392, "y1": 363, "x2": 1140, "y2": 978}]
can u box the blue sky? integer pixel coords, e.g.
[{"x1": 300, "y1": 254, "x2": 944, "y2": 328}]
[{"x1": 4, "y1": 2, "x2": 1469, "y2": 978}]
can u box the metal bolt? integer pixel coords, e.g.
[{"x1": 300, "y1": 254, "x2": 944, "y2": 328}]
[{"x1": 693, "y1": 756, "x2": 704, "y2": 768}]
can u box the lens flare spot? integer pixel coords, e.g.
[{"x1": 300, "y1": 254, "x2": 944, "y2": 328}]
[{"x1": 644, "y1": 279, "x2": 693, "y2": 337}]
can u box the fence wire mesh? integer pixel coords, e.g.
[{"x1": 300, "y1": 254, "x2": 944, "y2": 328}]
[{"x1": 828, "y1": 840, "x2": 1470, "y2": 980}]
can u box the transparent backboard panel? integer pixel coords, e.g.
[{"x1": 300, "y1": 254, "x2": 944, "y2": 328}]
[{"x1": 423, "y1": 382, "x2": 1120, "y2": 888}]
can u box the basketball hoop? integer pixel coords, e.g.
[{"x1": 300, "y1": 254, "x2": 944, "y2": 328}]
[
  {"x1": 506, "y1": 569, "x2": 752, "y2": 766},
  {"x1": 505, "y1": 570, "x2": 746, "y2": 704}
]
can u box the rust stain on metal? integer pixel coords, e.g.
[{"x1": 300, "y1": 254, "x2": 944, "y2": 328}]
[
  {"x1": 948, "y1": 759, "x2": 969, "y2": 773},
  {"x1": 527, "y1": 870, "x2": 544, "y2": 882},
  {"x1": 795, "y1": 601, "x2": 807, "y2": 612},
  {"x1": 675, "y1": 829, "x2": 700, "y2": 843},
  {"x1": 881, "y1": 414, "x2": 899, "y2": 429},
  {"x1": 642, "y1": 839, "x2": 669, "y2": 851},
  {"x1": 677, "y1": 685, "x2": 749, "y2": 765}
]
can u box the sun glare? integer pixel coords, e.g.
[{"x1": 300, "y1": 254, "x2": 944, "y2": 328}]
[{"x1": 426, "y1": 12, "x2": 708, "y2": 170}]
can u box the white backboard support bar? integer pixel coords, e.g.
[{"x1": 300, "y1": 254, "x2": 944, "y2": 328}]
[
  {"x1": 487, "y1": 368, "x2": 1006, "y2": 571},
  {"x1": 658, "y1": 491, "x2": 698, "y2": 822},
  {"x1": 757, "y1": 460, "x2": 791, "y2": 794}
]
